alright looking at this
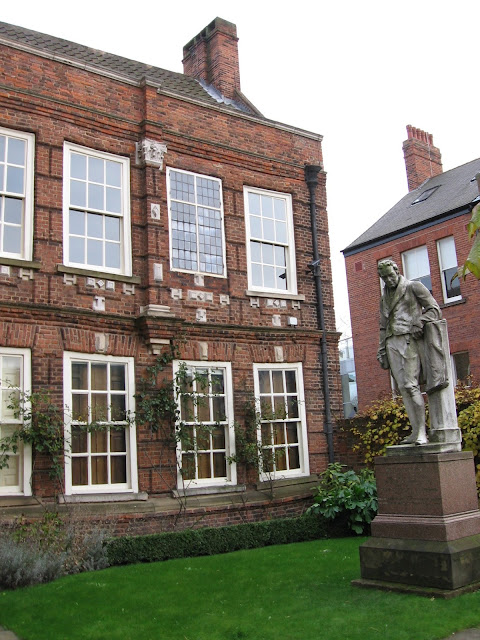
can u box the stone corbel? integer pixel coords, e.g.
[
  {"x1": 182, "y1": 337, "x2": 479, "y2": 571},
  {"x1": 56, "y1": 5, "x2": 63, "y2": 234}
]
[{"x1": 135, "y1": 139, "x2": 167, "y2": 170}]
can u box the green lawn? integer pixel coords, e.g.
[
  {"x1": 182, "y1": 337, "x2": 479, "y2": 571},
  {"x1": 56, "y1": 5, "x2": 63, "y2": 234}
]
[{"x1": 1, "y1": 537, "x2": 479, "y2": 640}]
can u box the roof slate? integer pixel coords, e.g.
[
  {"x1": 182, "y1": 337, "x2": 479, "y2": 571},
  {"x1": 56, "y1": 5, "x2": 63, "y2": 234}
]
[
  {"x1": 344, "y1": 157, "x2": 480, "y2": 254},
  {"x1": 0, "y1": 20, "x2": 258, "y2": 116}
]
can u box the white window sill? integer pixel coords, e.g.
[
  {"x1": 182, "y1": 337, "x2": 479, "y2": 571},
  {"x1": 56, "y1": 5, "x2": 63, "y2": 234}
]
[
  {"x1": 59, "y1": 492, "x2": 148, "y2": 504},
  {"x1": 173, "y1": 484, "x2": 246, "y2": 498},
  {"x1": 57, "y1": 264, "x2": 140, "y2": 284},
  {"x1": 245, "y1": 290, "x2": 305, "y2": 301}
]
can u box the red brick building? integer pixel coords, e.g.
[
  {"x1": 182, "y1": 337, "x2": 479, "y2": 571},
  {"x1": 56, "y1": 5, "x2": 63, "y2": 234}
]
[
  {"x1": 344, "y1": 126, "x2": 480, "y2": 410},
  {"x1": 0, "y1": 18, "x2": 341, "y2": 533}
]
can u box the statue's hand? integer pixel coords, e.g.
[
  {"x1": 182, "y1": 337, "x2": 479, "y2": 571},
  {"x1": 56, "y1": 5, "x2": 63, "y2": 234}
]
[
  {"x1": 377, "y1": 351, "x2": 389, "y2": 370},
  {"x1": 411, "y1": 320, "x2": 424, "y2": 339}
]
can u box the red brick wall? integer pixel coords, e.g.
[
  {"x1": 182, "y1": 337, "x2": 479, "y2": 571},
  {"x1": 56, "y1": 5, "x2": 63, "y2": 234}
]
[
  {"x1": 0, "y1": 37, "x2": 342, "y2": 504},
  {"x1": 346, "y1": 213, "x2": 479, "y2": 410}
]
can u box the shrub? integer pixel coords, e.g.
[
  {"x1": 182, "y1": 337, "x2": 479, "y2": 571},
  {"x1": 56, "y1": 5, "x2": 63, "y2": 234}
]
[
  {"x1": 307, "y1": 463, "x2": 377, "y2": 535},
  {"x1": 0, "y1": 535, "x2": 64, "y2": 589},
  {"x1": 347, "y1": 384, "x2": 480, "y2": 495},
  {"x1": 107, "y1": 515, "x2": 328, "y2": 566}
]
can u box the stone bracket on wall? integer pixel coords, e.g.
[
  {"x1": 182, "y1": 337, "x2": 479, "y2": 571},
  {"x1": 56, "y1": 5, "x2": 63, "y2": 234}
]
[{"x1": 135, "y1": 139, "x2": 167, "y2": 170}]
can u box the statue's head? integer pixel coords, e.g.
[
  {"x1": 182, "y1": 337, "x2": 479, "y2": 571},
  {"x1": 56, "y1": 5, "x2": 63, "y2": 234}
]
[{"x1": 377, "y1": 259, "x2": 400, "y2": 290}]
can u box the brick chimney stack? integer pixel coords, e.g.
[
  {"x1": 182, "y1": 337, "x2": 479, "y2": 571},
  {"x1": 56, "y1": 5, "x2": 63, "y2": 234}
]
[
  {"x1": 403, "y1": 125, "x2": 443, "y2": 192},
  {"x1": 183, "y1": 18, "x2": 240, "y2": 100}
]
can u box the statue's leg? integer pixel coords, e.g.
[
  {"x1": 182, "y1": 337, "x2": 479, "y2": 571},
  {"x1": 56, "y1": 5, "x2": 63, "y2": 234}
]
[{"x1": 387, "y1": 337, "x2": 427, "y2": 445}]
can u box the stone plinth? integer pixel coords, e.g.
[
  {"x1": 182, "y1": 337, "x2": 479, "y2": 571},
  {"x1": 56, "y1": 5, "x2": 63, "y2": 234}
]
[{"x1": 356, "y1": 451, "x2": 480, "y2": 595}]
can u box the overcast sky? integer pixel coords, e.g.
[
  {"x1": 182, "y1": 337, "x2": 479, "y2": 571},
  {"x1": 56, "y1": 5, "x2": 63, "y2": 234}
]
[{"x1": 2, "y1": 0, "x2": 479, "y2": 335}]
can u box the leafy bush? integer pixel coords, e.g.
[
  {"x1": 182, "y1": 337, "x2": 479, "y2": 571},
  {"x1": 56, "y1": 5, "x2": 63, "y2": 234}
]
[
  {"x1": 107, "y1": 515, "x2": 328, "y2": 566},
  {"x1": 0, "y1": 535, "x2": 64, "y2": 589},
  {"x1": 307, "y1": 463, "x2": 377, "y2": 535},
  {"x1": 348, "y1": 385, "x2": 480, "y2": 474}
]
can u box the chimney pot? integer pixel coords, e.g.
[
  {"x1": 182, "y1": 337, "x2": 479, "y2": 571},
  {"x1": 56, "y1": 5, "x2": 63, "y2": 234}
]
[
  {"x1": 402, "y1": 125, "x2": 443, "y2": 192},
  {"x1": 183, "y1": 17, "x2": 241, "y2": 100}
]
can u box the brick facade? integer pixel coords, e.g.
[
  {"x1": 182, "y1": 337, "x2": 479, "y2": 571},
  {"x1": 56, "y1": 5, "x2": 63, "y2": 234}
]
[
  {"x1": 345, "y1": 128, "x2": 480, "y2": 411},
  {"x1": 0, "y1": 19, "x2": 342, "y2": 530}
]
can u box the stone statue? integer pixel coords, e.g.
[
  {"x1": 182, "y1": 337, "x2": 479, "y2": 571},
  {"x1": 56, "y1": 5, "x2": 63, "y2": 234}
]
[{"x1": 376, "y1": 259, "x2": 460, "y2": 449}]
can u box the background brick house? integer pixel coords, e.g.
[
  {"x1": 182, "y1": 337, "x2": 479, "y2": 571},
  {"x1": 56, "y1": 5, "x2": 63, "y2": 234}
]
[
  {"x1": 344, "y1": 125, "x2": 480, "y2": 411},
  {"x1": 0, "y1": 18, "x2": 341, "y2": 533}
]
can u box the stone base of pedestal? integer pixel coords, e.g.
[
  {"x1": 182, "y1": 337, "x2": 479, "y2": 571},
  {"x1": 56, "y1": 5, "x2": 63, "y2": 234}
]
[
  {"x1": 355, "y1": 451, "x2": 480, "y2": 596},
  {"x1": 357, "y1": 534, "x2": 480, "y2": 591}
]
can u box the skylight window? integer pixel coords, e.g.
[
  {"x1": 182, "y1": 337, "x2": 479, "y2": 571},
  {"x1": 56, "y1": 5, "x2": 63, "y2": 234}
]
[{"x1": 411, "y1": 186, "x2": 439, "y2": 205}]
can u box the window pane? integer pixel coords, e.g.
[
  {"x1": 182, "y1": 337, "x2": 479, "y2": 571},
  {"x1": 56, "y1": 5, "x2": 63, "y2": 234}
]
[
  {"x1": 0, "y1": 136, "x2": 5, "y2": 162},
  {"x1": 180, "y1": 394, "x2": 194, "y2": 421},
  {"x1": 70, "y1": 180, "x2": 86, "y2": 207},
  {"x1": 72, "y1": 458, "x2": 88, "y2": 485},
  {"x1": 111, "y1": 456, "x2": 127, "y2": 483},
  {"x1": 6, "y1": 166, "x2": 24, "y2": 194},
  {"x1": 105, "y1": 242, "x2": 120, "y2": 269},
  {"x1": 91, "y1": 364, "x2": 107, "y2": 390},
  {"x1": 211, "y1": 371, "x2": 224, "y2": 394},
  {"x1": 272, "y1": 371, "x2": 284, "y2": 393},
  {"x1": 286, "y1": 424, "x2": 299, "y2": 444},
  {"x1": 88, "y1": 213, "x2": 103, "y2": 239},
  {"x1": 87, "y1": 239, "x2": 103, "y2": 266},
  {"x1": 91, "y1": 429, "x2": 107, "y2": 453},
  {"x1": 4, "y1": 197, "x2": 22, "y2": 224},
  {"x1": 106, "y1": 187, "x2": 121, "y2": 213},
  {"x1": 213, "y1": 452, "x2": 226, "y2": 477},
  {"x1": 274, "y1": 198, "x2": 286, "y2": 220},
  {"x1": 181, "y1": 453, "x2": 195, "y2": 480},
  {"x1": 212, "y1": 397, "x2": 226, "y2": 422},
  {"x1": 91, "y1": 456, "x2": 108, "y2": 484},
  {"x1": 197, "y1": 399, "x2": 211, "y2": 423},
  {"x1": 285, "y1": 371, "x2": 297, "y2": 393},
  {"x1": 197, "y1": 453, "x2": 211, "y2": 479},
  {"x1": 70, "y1": 210, "x2": 85, "y2": 235},
  {"x1": 262, "y1": 219, "x2": 275, "y2": 242},
  {"x1": 275, "y1": 448, "x2": 287, "y2": 471},
  {"x1": 71, "y1": 153, "x2": 86, "y2": 180},
  {"x1": 248, "y1": 192, "x2": 261, "y2": 215},
  {"x1": 110, "y1": 428, "x2": 126, "y2": 452},
  {"x1": 7, "y1": 138, "x2": 25, "y2": 166},
  {"x1": 275, "y1": 221, "x2": 287, "y2": 244},
  {"x1": 250, "y1": 216, "x2": 262, "y2": 239},
  {"x1": 258, "y1": 370, "x2": 271, "y2": 394},
  {"x1": 92, "y1": 394, "x2": 108, "y2": 422},
  {"x1": 69, "y1": 237, "x2": 84, "y2": 264},
  {"x1": 444, "y1": 267, "x2": 461, "y2": 299},
  {"x1": 3, "y1": 226, "x2": 21, "y2": 254},
  {"x1": 105, "y1": 216, "x2": 120, "y2": 241},
  {"x1": 288, "y1": 446, "x2": 300, "y2": 469},
  {"x1": 88, "y1": 156, "x2": 104, "y2": 183},
  {"x1": 3, "y1": 357, "x2": 21, "y2": 387},
  {"x1": 251, "y1": 263, "x2": 263, "y2": 287},
  {"x1": 273, "y1": 425, "x2": 285, "y2": 445},
  {"x1": 88, "y1": 183, "x2": 104, "y2": 210},
  {"x1": 438, "y1": 237, "x2": 457, "y2": 269},
  {"x1": 111, "y1": 395, "x2": 126, "y2": 421},
  {"x1": 106, "y1": 161, "x2": 121, "y2": 187},
  {"x1": 261, "y1": 195, "x2": 273, "y2": 218},
  {"x1": 263, "y1": 265, "x2": 275, "y2": 288},
  {"x1": 72, "y1": 394, "x2": 88, "y2": 422},
  {"x1": 110, "y1": 365, "x2": 125, "y2": 390},
  {"x1": 212, "y1": 427, "x2": 225, "y2": 449},
  {"x1": 71, "y1": 426, "x2": 87, "y2": 453}
]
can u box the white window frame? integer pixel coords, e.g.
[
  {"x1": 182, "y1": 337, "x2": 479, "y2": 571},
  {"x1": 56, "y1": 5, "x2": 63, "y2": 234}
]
[
  {"x1": 401, "y1": 245, "x2": 432, "y2": 292},
  {"x1": 437, "y1": 236, "x2": 461, "y2": 303},
  {"x1": 167, "y1": 167, "x2": 227, "y2": 277},
  {"x1": 244, "y1": 186, "x2": 298, "y2": 295},
  {"x1": 63, "y1": 352, "x2": 138, "y2": 496},
  {"x1": 173, "y1": 360, "x2": 236, "y2": 489},
  {"x1": 253, "y1": 362, "x2": 309, "y2": 481},
  {"x1": 63, "y1": 143, "x2": 132, "y2": 276},
  {"x1": 0, "y1": 127, "x2": 35, "y2": 261},
  {"x1": 0, "y1": 347, "x2": 32, "y2": 496}
]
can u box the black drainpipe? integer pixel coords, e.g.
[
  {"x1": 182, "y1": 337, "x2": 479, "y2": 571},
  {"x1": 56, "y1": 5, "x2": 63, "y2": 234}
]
[{"x1": 304, "y1": 165, "x2": 335, "y2": 464}]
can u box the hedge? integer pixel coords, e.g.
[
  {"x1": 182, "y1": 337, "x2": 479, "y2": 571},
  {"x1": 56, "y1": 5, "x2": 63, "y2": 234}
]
[{"x1": 106, "y1": 514, "x2": 330, "y2": 566}]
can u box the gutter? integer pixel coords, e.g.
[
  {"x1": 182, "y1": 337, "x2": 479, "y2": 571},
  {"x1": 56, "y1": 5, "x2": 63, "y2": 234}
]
[{"x1": 304, "y1": 165, "x2": 335, "y2": 464}]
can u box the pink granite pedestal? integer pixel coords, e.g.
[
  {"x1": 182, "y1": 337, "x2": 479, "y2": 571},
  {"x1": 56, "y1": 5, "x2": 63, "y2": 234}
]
[{"x1": 354, "y1": 451, "x2": 480, "y2": 596}]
